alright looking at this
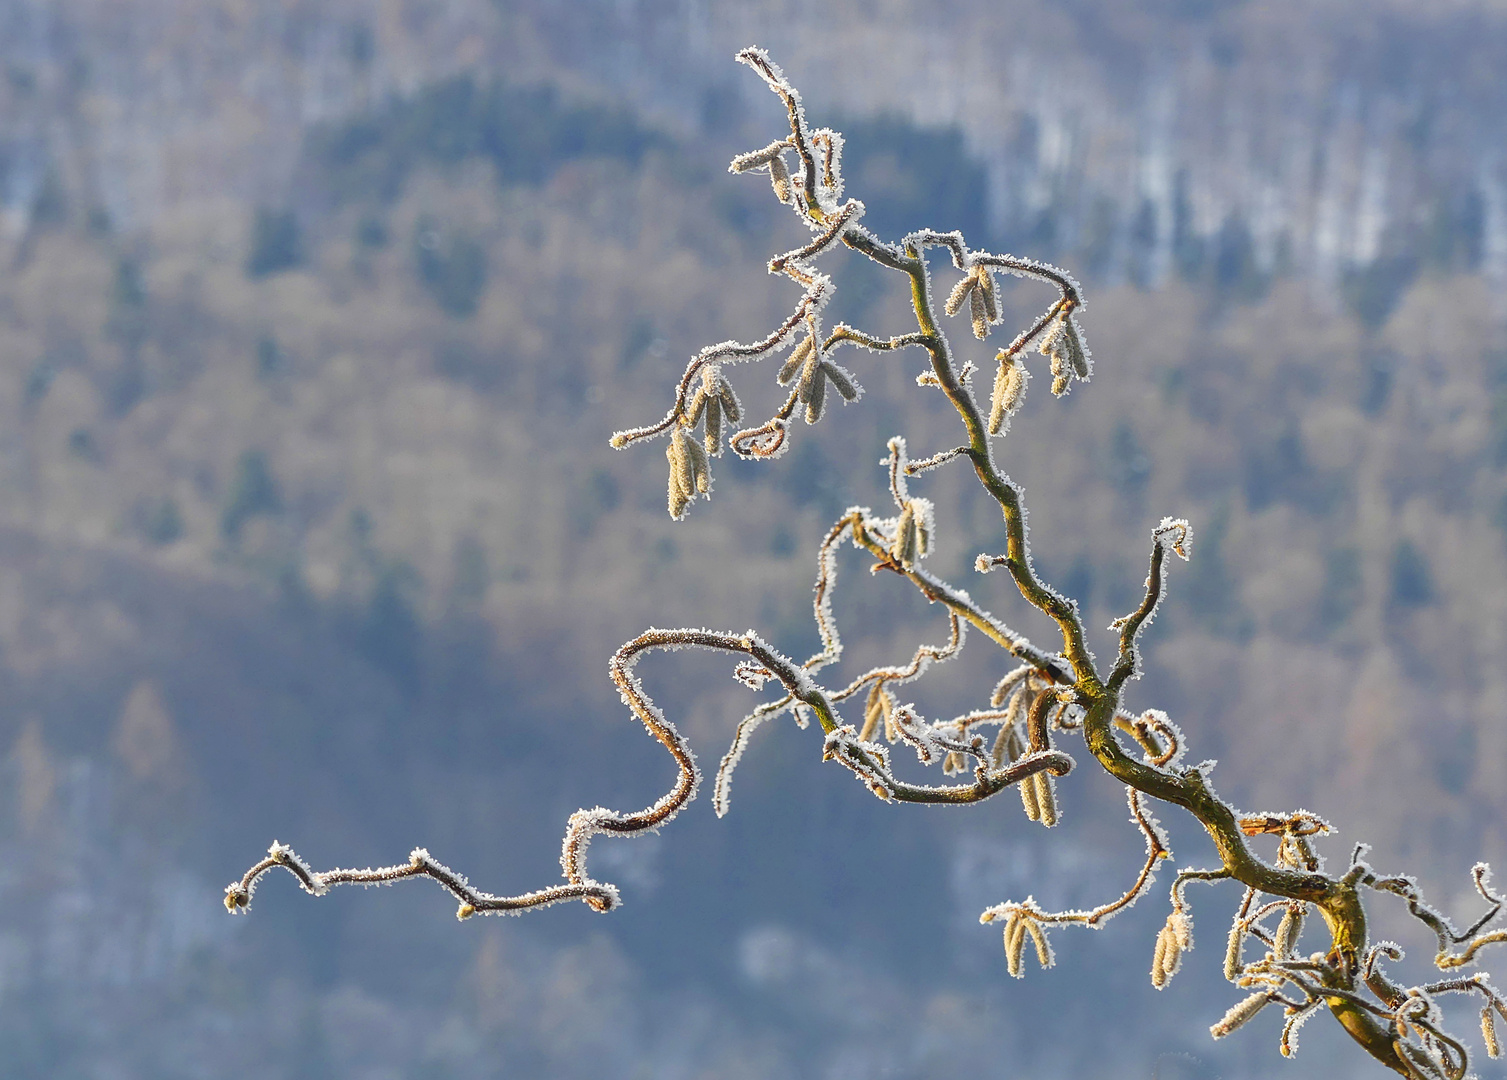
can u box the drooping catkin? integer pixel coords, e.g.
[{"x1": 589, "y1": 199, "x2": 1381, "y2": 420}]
[
  {"x1": 1026, "y1": 919, "x2": 1053, "y2": 969},
  {"x1": 797, "y1": 344, "x2": 822, "y2": 400},
  {"x1": 803, "y1": 362, "x2": 828, "y2": 423},
  {"x1": 892, "y1": 502, "x2": 917, "y2": 566},
  {"x1": 685, "y1": 386, "x2": 708, "y2": 426},
  {"x1": 1005, "y1": 916, "x2": 1028, "y2": 977},
  {"x1": 667, "y1": 470, "x2": 688, "y2": 518},
  {"x1": 1274, "y1": 903, "x2": 1304, "y2": 959},
  {"x1": 1020, "y1": 766, "x2": 1042, "y2": 821},
  {"x1": 913, "y1": 504, "x2": 931, "y2": 559},
  {"x1": 779, "y1": 337, "x2": 813, "y2": 384},
  {"x1": 993, "y1": 712, "x2": 1026, "y2": 769},
  {"x1": 860, "y1": 684, "x2": 886, "y2": 742},
  {"x1": 666, "y1": 433, "x2": 692, "y2": 518},
  {"x1": 1169, "y1": 909, "x2": 1193, "y2": 951},
  {"x1": 1005, "y1": 684, "x2": 1029, "y2": 731},
  {"x1": 989, "y1": 356, "x2": 1027, "y2": 435},
  {"x1": 704, "y1": 393, "x2": 723, "y2": 455},
  {"x1": 945, "y1": 274, "x2": 976, "y2": 317},
  {"x1": 1154, "y1": 913, "x2": 1187, "y2": 987},
  {"x1": 1065, "y1": 315, "x2": 1090, "y2": 379},
  {"x1": 1040, "y1": 313, "x2": 1074, "y2": 396},
  {"x1": 978, "y1": 267, "x2": 998, "y2": 323},
  {"x1": 1224, "y1": 918, "x2": 1245, "y2": 981},
  {"x1": 797, "y1": 341, "x2": 826, "y2": 419},
  {"x1": 718, "y1": 381, "x2": 741, "y2": 423},
  {"x1": 991, "y1": 714, "x2": 1024, "y2": 770},
  {"x1": 823, "y1": 361, "x2": 861, "y2": 401},
  {"x1": 1151, "y1": 926, "x2": 1170, "y2": 988},
  {"x1": 989, "y1": 724, "x2": 1011, "y2": 769},
  {"x1": 1035, "y1": 771, "x2": 1058, "y2": 827},
  {"x1": 969, "y1": 283, "x2": 989, "y2": 339},
  {"x1": 1484, "y1": 1005, "x2": 1501, "y2": 1058},
  {"x1": 1160, "y1": 924, "x2": 1182, "y2": 980},
  {"x1": 990, "y1": 666, "x2": 1031, "y2": 708},
  {"x1": 684, "y1": 431, "x2": 710, "y2": 493},
  {"x1": 769, "y1": 154, "x2": 792, "y2": 203},
  {"x1": 729, "y1": 140, "x2": 787, "y2": 173},
  {"x1": 1211, "y1": 993, "x2": 1273, "y2": 1038}
]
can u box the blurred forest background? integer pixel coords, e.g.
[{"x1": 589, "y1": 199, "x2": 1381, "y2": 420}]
[{"x1": 0, "y1": 0, "x2": 1506, "y2": 1076}]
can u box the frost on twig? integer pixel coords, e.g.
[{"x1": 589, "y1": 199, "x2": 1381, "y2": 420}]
[{"x1": 232, "y1": 46, "x2": 1505, "y2": 1079}]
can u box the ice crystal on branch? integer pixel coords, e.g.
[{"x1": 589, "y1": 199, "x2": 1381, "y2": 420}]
[{"x1": 229, "y1": 46, "x2": 1507, "y2": 1079}]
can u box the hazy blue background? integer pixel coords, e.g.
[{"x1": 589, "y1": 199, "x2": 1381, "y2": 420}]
[{"x1": 0, "y1": 1, "x2": 1504, "y2": 1076}]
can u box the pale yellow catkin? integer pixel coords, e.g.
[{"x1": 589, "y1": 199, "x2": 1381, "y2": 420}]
[
  {"x1": 970, "y1": 284, "x2": 989, "y2": 340},
  {"x1": 1066, "y1": 318, "x2": 1090, "y2": 379},
  {"x1": 945, "y1": 274, "x2": 976, "y2": 317},
  {"x1": 882, "y1": 693, "x2": 899, "y2": 743},
  {"x1": 666, "y1": 440, "x2": 691, "y2": 518},
  {"x1": 991, "y1": 718, "x2": 1025, "y2": 770},
  {"x1": 804, "y1": 363, "x2": 828, "y2": 423},
  {"x1": 1038, "y1": 314, "x2": 1065, "y2": 358},
  {"x1": 684, "y1": 432, "x2": 710, "y2": 493},
  {"x1": 989, "y1": 358, "x2": 1026, "y2": 435},
  {"x1": 1151, "y1": 927, "x2": 1170, "y2": 989},
  {"x1": 1020, "y1": 767, "x2": 1042, "y2": 821},
  {"x1": 1005, "y1": 684, "x2": 1029, "y2": 733},
  {"x1": 892, "y1": 503, "x2": 917, "y2": 566},
  {"x1": 823, "y1": 361, "x2": 859, "y2": 401},
  {"x1": 797, "y1": 344, "x2": 822, "y2": 400},
  {"x1": 979, "y1": 267, "x2": 998, "y2": 323},
  {"x1": 704, "y1": 394, "x2": 723, "y2": 455},
  {"x1": 685, "y1": 386, "x2": 708, "y2": 426},
  {"x1": 1160, "y1": 922, "x2": 1182, "y2": 979},
  {"x1": 1036, "y1": 771, "x2": 1058, "y2": 827},
  {"x1": 718, "y1": 382, "x2": 741, "y2": 423},
  {"x1": 1274, "y1": 904, "x2": 1303, "y2": 959},
  {"x1": 1026, "y1": 919, "x2": 1052, "y2": 968},
  {"x1": 1211, "y1": 992, "x2": 1272, "y2": 1038},
  {"x1": 1224, "y1": 919, "x2": 1245, "y2": 981},
  {"x1": 672, "y1": 426, "x2": 695, "y2": 493},
  {"x1": 1483, "y1": 1005, "x2": 1501, "y2": 1058},
  {"x1": 860, "y1": 685, "x2": 885, "y2": 742},
  {"x1": 769, "y1": 155, "x2": 792, "y2": 203},
  {"x1": 1005, "y1": 916, "x2": 1028, "y2": 977},
  {"x1": 990, "y1": 668, "x2": 1027, "y2": 708},
  {"x1": 778, "y1": 338, "x2": 813, "y2": 384}
]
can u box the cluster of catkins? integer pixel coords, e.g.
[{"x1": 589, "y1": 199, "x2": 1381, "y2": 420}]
[
  {"x1": 667, "y1": 365, "x2": 742, "y2": 518},
  {"x1": 987, "y1": 302, "x2": 1090, "y2": 437},
  {"x1": 776, "y1": 326, "x2": 862, "y2": 424},
  {"x1": 983, "y1": 665, "x2": 1068, "y2": 826}
]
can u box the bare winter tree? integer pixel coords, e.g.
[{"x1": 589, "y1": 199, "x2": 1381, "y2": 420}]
[{"x1": 227, "y1": 49, "x2": 1507, "y2": 1077}]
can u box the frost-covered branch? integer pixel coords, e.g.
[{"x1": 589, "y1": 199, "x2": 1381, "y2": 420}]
[{"x1": 229, "y1": 46, "x2": 1505, "y2": 1079}]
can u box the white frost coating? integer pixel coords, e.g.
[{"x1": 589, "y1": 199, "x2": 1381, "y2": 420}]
[
  {"x1": 1280, "y1": 1000, "x2": 1324, "y2": 1058},
  {"x1": 889, "y1": 703, "x2": 947, "y2": 765},
  {"x1": 808, "y1": 127, "x2": 846, "y2": 205},
  {"x1": 1067, "y1": 310, "x2": 1093, "y2": 381},
  {"x1": 1211, "y1": 992, "x2": 1276, "y2": 1039},
  {"x1": 1142, "y1": 709, "x2": 1187, "y2": 768},
  {"x1": 713, "y1": 697, "x2": 798, "y2": 817},
  {"x1": 729, "y1": 139, "x2": 791, "y2": 174}
]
